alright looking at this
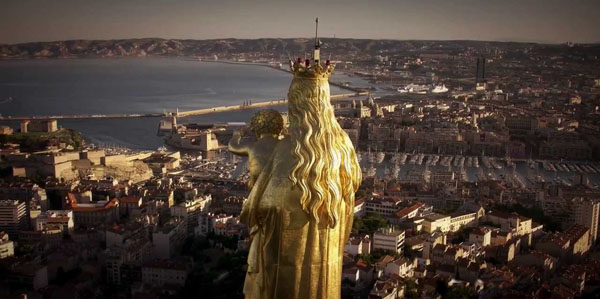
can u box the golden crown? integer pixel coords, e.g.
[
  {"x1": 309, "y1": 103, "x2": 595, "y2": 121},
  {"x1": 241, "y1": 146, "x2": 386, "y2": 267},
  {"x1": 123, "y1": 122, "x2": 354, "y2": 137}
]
[
  {"x1": 290, "y1": 18, "x2": 334, "y2": 80},
  {"x1": 290, "y1": 59, "x2": 335, "y2": 80}
]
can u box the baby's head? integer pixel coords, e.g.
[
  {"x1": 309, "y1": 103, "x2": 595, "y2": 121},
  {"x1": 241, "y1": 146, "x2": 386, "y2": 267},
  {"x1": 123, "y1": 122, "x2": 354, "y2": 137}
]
[{"x1": 249, "y1": 109, "x2": 284, "y2": 138}]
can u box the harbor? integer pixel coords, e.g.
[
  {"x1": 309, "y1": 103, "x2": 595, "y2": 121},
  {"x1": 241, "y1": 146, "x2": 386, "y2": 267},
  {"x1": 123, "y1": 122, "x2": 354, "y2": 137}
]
[
  {"x1": 359, "y1": 152, "x2": 600, "y2": 188},
  {"x1": 158, "y1": 150, "x2": 600, "y2": 189}
]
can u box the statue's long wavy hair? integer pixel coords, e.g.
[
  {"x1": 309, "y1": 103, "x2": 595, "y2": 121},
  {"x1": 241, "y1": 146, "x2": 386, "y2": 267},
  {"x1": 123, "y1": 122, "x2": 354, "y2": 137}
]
[{"x1": 287, "y1": 77, "x2": 362, "y2": 228}]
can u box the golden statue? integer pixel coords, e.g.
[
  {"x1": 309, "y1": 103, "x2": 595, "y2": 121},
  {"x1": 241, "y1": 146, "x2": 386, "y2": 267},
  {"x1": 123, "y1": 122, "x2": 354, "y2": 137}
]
[
  {"x1": 229, "y1": 24, "x2": 362, "y2": 298},
  {"x1": 229, "y1": 109, "x2": 284, "y2": 189}
]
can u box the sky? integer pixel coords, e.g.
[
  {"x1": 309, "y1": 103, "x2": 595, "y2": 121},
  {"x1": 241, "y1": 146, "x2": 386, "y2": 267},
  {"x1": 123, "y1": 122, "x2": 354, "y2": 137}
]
[{"x1": 1, "y1": 0, "x2": 599, "y2": 44}]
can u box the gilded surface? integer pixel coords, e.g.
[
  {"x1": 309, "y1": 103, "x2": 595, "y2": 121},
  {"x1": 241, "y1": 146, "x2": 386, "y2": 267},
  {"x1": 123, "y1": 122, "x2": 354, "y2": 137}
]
[
  {"x1": 229, "y1": 75, "x2": 362, "y2": 299},
  {"x1": 229, "y1": 109, "x2": 284, "y2": 189}
]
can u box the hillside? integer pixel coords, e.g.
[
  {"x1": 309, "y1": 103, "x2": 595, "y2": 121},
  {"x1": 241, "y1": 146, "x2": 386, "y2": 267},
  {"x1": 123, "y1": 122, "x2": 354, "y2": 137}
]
[{"x1": 0, "y1": 38, "x2": 569, "y2": 60}]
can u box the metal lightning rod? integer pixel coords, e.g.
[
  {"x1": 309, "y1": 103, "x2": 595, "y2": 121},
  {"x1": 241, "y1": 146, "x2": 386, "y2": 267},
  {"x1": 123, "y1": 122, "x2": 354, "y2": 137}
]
[{"x1": 315, "y1": 17, "x2": 319, "y2": 48}]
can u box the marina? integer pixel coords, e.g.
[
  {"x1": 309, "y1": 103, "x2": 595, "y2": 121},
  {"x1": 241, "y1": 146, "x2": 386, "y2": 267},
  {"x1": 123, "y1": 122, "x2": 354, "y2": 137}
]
[{"x1": 359, "y1": 152, "x2": 600, "y2": 188}]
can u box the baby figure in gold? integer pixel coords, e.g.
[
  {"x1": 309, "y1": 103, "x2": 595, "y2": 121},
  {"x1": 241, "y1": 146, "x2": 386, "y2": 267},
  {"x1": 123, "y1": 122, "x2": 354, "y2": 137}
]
[{"x1": 228, "y1": 109, "x2": 284, "y2": 189}]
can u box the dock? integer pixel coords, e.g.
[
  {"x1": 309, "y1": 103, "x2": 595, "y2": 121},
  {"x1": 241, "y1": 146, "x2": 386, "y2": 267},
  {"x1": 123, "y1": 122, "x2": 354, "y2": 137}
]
[{"x1": 177, "y1": 92, "x2": 365, "y2": 117}]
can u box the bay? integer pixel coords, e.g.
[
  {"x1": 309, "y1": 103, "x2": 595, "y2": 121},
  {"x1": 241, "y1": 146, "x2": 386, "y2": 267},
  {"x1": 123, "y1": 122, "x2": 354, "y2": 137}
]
[{"x1": 0, "y1": 58, "x2": 366, "y2": 149}]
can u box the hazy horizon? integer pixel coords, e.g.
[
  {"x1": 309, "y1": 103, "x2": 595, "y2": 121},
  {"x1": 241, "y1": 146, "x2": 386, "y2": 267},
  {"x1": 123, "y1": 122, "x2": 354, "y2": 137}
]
[
  {"x1": 1, "y1": 0, "x2": 599, "y2": 45},
  {"x1": 4, "y1": 36, "x2": 597, "y2": 46}
]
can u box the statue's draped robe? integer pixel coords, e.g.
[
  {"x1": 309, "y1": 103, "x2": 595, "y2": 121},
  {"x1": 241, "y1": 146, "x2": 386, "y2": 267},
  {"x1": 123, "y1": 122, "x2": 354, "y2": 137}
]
[{"x1": 241, "y1": 138, "x2": 354, "y2": 299}]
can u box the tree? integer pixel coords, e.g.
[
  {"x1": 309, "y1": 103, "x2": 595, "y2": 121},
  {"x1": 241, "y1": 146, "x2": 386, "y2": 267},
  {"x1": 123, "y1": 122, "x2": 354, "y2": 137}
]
[
  {"x1": 445, "y1": 285, "x2": 477, "y2": 299},
  {"x1": 435, "y1": 280, "x2": 448, "y2": 297},
  {"x1": 492, "y1": 203, "x2": 562, "y2": 232},
  {"x1": 353, "y1": 213, "x2": 388, "y2": 235},
  {"x1": 450, "y1": 227, "x2": 475, "y2": 244},
  {"x1": 174, "y1": 189, "x2": 186, "y2": 204},
  {"x1": 405, "y1": 279, "x2": 419, "y2": 298},
  {"x1": 404, "y1": 246, "x2": 418, "y2": 259},
  {"x1": 352, "y1": 217, "x2": 364, "y2": 234}
]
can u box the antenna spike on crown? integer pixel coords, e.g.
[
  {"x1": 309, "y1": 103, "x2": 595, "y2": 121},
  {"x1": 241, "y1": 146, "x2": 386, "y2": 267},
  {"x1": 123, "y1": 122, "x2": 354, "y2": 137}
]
[
  {"x1": 288, "y1": 18, "x2": 335, "y2": 80},
  {"x1": 315, "y1": 17, "x2": 319, "y2": 46}
]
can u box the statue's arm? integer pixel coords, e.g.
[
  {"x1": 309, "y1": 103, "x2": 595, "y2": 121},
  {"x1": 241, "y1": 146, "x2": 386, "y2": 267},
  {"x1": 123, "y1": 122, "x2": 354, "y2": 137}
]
[{"x1": 228, "y1": 131, "x2": 251, "y2": 156}]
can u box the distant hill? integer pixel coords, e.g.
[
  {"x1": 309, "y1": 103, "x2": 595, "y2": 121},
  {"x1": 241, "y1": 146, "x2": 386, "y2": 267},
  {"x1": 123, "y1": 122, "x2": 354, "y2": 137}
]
[{"x1": 0, "y1": 38, "x2": 597, "y2": 60}]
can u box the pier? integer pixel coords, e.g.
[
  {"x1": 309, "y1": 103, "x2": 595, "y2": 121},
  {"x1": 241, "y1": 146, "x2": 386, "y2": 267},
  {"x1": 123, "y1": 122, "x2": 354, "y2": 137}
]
[
  {"x1": 177, "y1": 92, "x2": 365, "y2": 117},
  {"x1": 0, "y1": 92, "x2": 366, "y2": 121}
]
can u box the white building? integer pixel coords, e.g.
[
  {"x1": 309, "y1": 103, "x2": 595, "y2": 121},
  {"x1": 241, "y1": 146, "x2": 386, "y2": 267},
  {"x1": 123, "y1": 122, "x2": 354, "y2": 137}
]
[
  {"x1": 422, "y1": 213, "x2": 451, "y2": 233},
  {"x1": 572, "y1": 198, "x2": 600, "y2": 243},
  {"x1": 448, "y1": 211, "x2": 477, "y2": 232},
  {"x1": 354, "y1": 199, "x2": 366, "y2": 217},
  {"x1": 170, "y1": 194, "x2": 212, "y2": 234},
  {"x1": 469, "y1": 227, "x2": 491, "y2": 247},
  {"x1": 384, "y1": 257, "x2": 415, "y2": 278},
  {"x1": 34, "y1": 210, "x2": 74, "y2": 233},
  {"x1": 69, "y1": 194, "x2": 119, "y2": 227},
  {"x1": 373, "y1": 227, "x2": 405, "y2": 254},
  {"x1": 342, "y1": 267, "x2": 361, "y2": 284},
  {"x1": 142, "y1": 260, "x2": 189, "y2": 287},
  {"x1": 196, "y1": 213, "x2": 234, "y2": 236},
  {"x1": 345, "y1": 235, "x2": 371, "y2": 256},
  {"x1": 485, "y1": 211, "x2": 532, "y2": 236},
  {"x1": 105, "y1": 222, "x2": 147, "y2": 247},
  {"x1": 0, "y1": 200, "x2": 27, "y2": 238},
  {"x1": 118, "y1": 196, "x2": 143, "y2": 217},
  {"x1": 393, "y1": 202, "x2": 425, "y2": 223},
  {"x1": 152, "y1": 217, "x2": 186, "y2": 259},
  {"x1": 0, "y1": 232, "x2": 14, "y2": 259},
  {"x1": 365, "y1": 197, "x2": 403, "y2": 217},
  {"x1": 105, "y1": 237, "x2": 152, "y2": 285}
]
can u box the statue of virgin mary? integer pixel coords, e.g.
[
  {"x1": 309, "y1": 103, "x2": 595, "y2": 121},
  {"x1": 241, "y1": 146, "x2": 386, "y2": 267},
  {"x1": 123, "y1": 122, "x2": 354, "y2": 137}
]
[{"x1": 231, "y1": 51, "x2": 362, "y2": 299}]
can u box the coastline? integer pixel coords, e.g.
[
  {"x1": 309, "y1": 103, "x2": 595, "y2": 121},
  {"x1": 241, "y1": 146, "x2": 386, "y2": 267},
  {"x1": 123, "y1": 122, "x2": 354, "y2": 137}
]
[{"x1": 192, "y1": 59, "x2": 368, "y2": 93}]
